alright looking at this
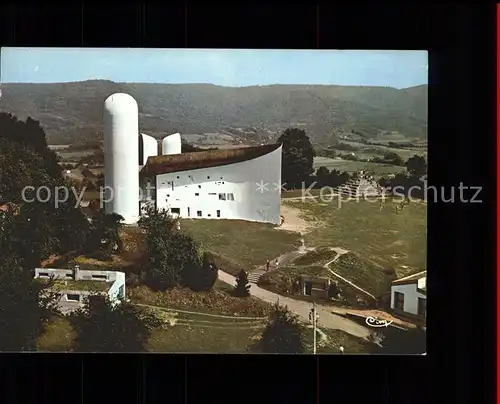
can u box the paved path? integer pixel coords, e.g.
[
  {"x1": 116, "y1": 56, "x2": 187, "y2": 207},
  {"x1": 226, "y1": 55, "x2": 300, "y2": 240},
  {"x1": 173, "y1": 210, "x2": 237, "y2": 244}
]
[
  {"x1": 247, "y1": 248, "x2": 308, "y2": 283},
  {"x1": 247, "y1": 235, "x2": 309, "y2": 283},
  {"x1": 218, "y1": 270, "x2": 371, "y2": 339}
]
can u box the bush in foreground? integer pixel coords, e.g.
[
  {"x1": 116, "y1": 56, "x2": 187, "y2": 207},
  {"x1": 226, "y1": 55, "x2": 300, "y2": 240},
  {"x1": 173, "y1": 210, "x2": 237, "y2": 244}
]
[
  {"x1": 259, "y1": 303, "x2": 305, "y2": 354},
  {"x1": 234, "y1": 270, "x2": 251, "y2": 297},
  {"x1": 69, "y1": 295, "x2": 160, "y2": 352}
]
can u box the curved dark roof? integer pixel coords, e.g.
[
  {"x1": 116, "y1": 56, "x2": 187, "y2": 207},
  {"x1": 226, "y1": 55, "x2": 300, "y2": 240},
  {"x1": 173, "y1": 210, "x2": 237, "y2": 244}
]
[{"x1": 140, "y1": 143, "x2": 281, "y2": 177}]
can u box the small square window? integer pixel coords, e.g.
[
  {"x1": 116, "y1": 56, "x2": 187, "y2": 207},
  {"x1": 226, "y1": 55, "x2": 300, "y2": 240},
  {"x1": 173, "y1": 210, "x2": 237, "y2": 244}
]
[
  {"x1": 195, "y1": 193, "x2": 199, "y2": 196},
  {"x1": 219, "y1": 193, "x2": 226, "y2": 200},
  {"x1": 198, "y1": 185, "x2": 201, "y2": 188},
  {"x1": 197, "y1": 211, "x2": 202, "y2": 217},
  {"x1": 66, "y1": 294, "x2": 80, "y2": 302},
  {"x1": 207, "y1": 176, "x2": 211, "y2": 179},
  {"x1": 176, "y1": 176, "x2": 180, "y2": 179}
]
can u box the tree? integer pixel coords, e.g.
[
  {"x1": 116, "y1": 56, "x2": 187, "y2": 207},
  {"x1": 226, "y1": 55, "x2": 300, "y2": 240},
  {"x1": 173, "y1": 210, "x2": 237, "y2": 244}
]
[
  {"x1": 51, "y1": 194, "x2": 90, "y2": 254},
  {"x1": 86, "y1": 211, "x2": 124, "y2": 254},
  {"x1": 0, "y1": 258, "x2": 59, "y2": 351},
  {"x1": 277, "y1": 128, "x2": 316, "y2": 189},
  {"x1": 387, "y1": 172, "x2": 425, "y2": 200},
  {"x1": 406, "y1": 155, "x2": 427, "y2": 178},
  {"x1": 69, "y1": 295, "x2": 160, "y2": 352},
  {"x1": 315, "y1": 166, "x2": 330, "y2": 188},
  {"x1": 383, "y1": 152, "x2": 404, "y2": 166},
  {"x1": 143, "y1": 230, "x2": 192, "y2": 290},
  {"x1": 139, "y1": 205, "x2": 204, "y2": 291},
  {"x1": 138, "y1": 204, "x2": 178, "y2": 236},
  {"x1": 260, "y1": 303, "x2": 305, "y2": 353},
  {"x1": 234, "y1": 270, "x2": 251, "y2": 297},
  {"x1": 0, "y1": 202, "x2": 57, "y2": 269},
  {"x1": 183, "y1": 252, "x2": 218, "y2": 292},
  {"x1": 377, "y1": 176, "x2": 392, "y2": 189},
  {"x1": 0, "y1": 113, "x2": 61, "y2": 179},
  {"x1": 0, "y1": 113, "x2": 91, "y2": 257},
  {"x1": 337, "y1": 171, "x2": 351, "y2": 187}
]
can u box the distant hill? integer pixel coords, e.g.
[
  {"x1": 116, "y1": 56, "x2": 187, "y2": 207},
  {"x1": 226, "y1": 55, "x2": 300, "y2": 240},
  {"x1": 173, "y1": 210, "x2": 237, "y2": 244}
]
[{"x1": 0, "y1": 80, "x2": 427, "y2": 145}]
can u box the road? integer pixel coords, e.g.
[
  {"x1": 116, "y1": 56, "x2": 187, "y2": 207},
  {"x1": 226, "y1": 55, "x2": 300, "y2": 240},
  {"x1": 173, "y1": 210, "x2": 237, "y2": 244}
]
[{"x1": 217, "y1": 270, "x2": 371, "y2": 339}]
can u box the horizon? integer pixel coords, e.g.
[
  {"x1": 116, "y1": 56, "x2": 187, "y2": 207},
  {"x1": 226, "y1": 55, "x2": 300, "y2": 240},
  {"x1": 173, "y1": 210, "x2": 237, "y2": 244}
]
[
  {"x1": 1, "y1": 78, "x2": 427, "y2": 90},
  {"x1": 1, "y1": 48, "x2": 428, "y2": 89}
]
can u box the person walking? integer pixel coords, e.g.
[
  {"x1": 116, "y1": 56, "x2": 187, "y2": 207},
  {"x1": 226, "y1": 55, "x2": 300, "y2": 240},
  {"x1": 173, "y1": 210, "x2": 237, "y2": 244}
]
[
  {"x1": 266, "y1": 260, "x2": 270, "y2": 272},
  {"x1": 275, "y1": 259, "x2": 279, "y2": 269}
]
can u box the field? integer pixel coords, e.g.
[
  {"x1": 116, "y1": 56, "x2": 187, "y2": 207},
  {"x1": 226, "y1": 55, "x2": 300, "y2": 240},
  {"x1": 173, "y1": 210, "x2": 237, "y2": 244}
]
[
  {"x1": 57, "y1": 150, "x2": 93, "y2": 161},
  {"x1": 329, "y1": 252, "x2": 395, "y2": 297},
  {"x1": 180, "y1": 219, "x2": 302, "y2": 275},
  {"x1": 37, "y1": 281, "x2": 369, "y2": 354},
  {"x1": 282, "y1": 189, "x2": 323, "y2": 198},
  {"x1": 313, "y1": 157, "x2": 406, "y2": 175},
  {"x1": 334, "y1": 140, "x2": 427, "y2": 160},
  {"x1": 284, "y1": 198, "x2": 427, "y2": 279},
  {"x1": 38, "y1": 312, "x2": 369, "y2": 354}
]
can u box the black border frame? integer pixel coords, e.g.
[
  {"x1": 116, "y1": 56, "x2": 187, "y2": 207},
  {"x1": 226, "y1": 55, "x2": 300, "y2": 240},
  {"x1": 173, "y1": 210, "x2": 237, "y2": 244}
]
[{"x1": 0, "y1": 3, "x2": 494, "y2": 403}]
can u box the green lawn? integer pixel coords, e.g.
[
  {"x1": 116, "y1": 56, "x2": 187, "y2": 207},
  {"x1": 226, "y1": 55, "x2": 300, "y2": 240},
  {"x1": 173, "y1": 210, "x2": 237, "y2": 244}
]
[
  {"x1": 329, "y1": 252, "x2": 395, "y2": 297},
  {"x1": 149, "y1": 313, "x2": 372, "y2": 354},
  {"x1": 146, "y1": 303, "x2": 266, "y2": 353},
  {"x1": 308, "y1": 329, "x2": 372, "y2": 354},
  {"x1": 285, "y1": 198, "x2": 427, "y2": 278},
  {"x1": 313, "y1": 157, "x2": 406, "y2": 175},
  {"x1": 37, "y1": 316, "x2": 75, "y2": 352},
  {"x1": 37, "y1": 310, "x2": 370, "y2": 354},
  {"x1": 282, "y1": 189, "x2": 323, "y2": 198},
  {"x1": 181, "y1": 219, "x2": 302, "y2": 275},
  {"x1": 292, "y1": 248, "x2": 338, "y2": 266}
]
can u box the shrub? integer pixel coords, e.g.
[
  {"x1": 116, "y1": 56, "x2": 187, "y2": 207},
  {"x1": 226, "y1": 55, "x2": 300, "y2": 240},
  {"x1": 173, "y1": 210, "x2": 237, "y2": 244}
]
[
  {"x1": 259, "y1": 303, "x2": 305, "y2": 353},
  {"x1": 234, "y1": 270, "x2": 251, "y2": 297}
]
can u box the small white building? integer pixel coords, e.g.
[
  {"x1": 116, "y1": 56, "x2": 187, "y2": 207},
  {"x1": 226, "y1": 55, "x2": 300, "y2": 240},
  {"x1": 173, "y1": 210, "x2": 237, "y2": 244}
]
[
  {"x1": 34, "y1": 267, "x2": 126, "y2": 315},
  {"x1": 139, "y1": 143, "x2": 282, "y2": 225},
  {"x1": 390, "y1": 271, "x2": 426, "y2": 317}
]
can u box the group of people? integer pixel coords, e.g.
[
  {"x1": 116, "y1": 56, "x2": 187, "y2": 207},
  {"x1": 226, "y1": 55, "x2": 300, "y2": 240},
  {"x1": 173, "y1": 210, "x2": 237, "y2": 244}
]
[{"x1": 265, "y1": 259, "x2": 279, "y2": 272}]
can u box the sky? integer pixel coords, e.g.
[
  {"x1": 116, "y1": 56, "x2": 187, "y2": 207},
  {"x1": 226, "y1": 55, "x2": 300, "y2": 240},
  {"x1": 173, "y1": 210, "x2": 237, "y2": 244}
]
[{"x1": 1, "y1": 48, "x2": 427, "y2": 89}]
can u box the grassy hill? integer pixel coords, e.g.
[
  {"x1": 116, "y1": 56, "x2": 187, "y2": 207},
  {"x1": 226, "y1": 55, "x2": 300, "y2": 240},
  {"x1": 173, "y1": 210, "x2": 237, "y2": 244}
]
[{"x1": 0, "y1": 80, "x2": 427, "y2": 145}]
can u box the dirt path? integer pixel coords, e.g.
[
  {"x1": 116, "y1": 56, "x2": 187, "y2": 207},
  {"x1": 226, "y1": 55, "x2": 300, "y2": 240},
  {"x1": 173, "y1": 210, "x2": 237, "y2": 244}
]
[{"x1": 277, "y1": 203, "x2": 311, "y2": 234}]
